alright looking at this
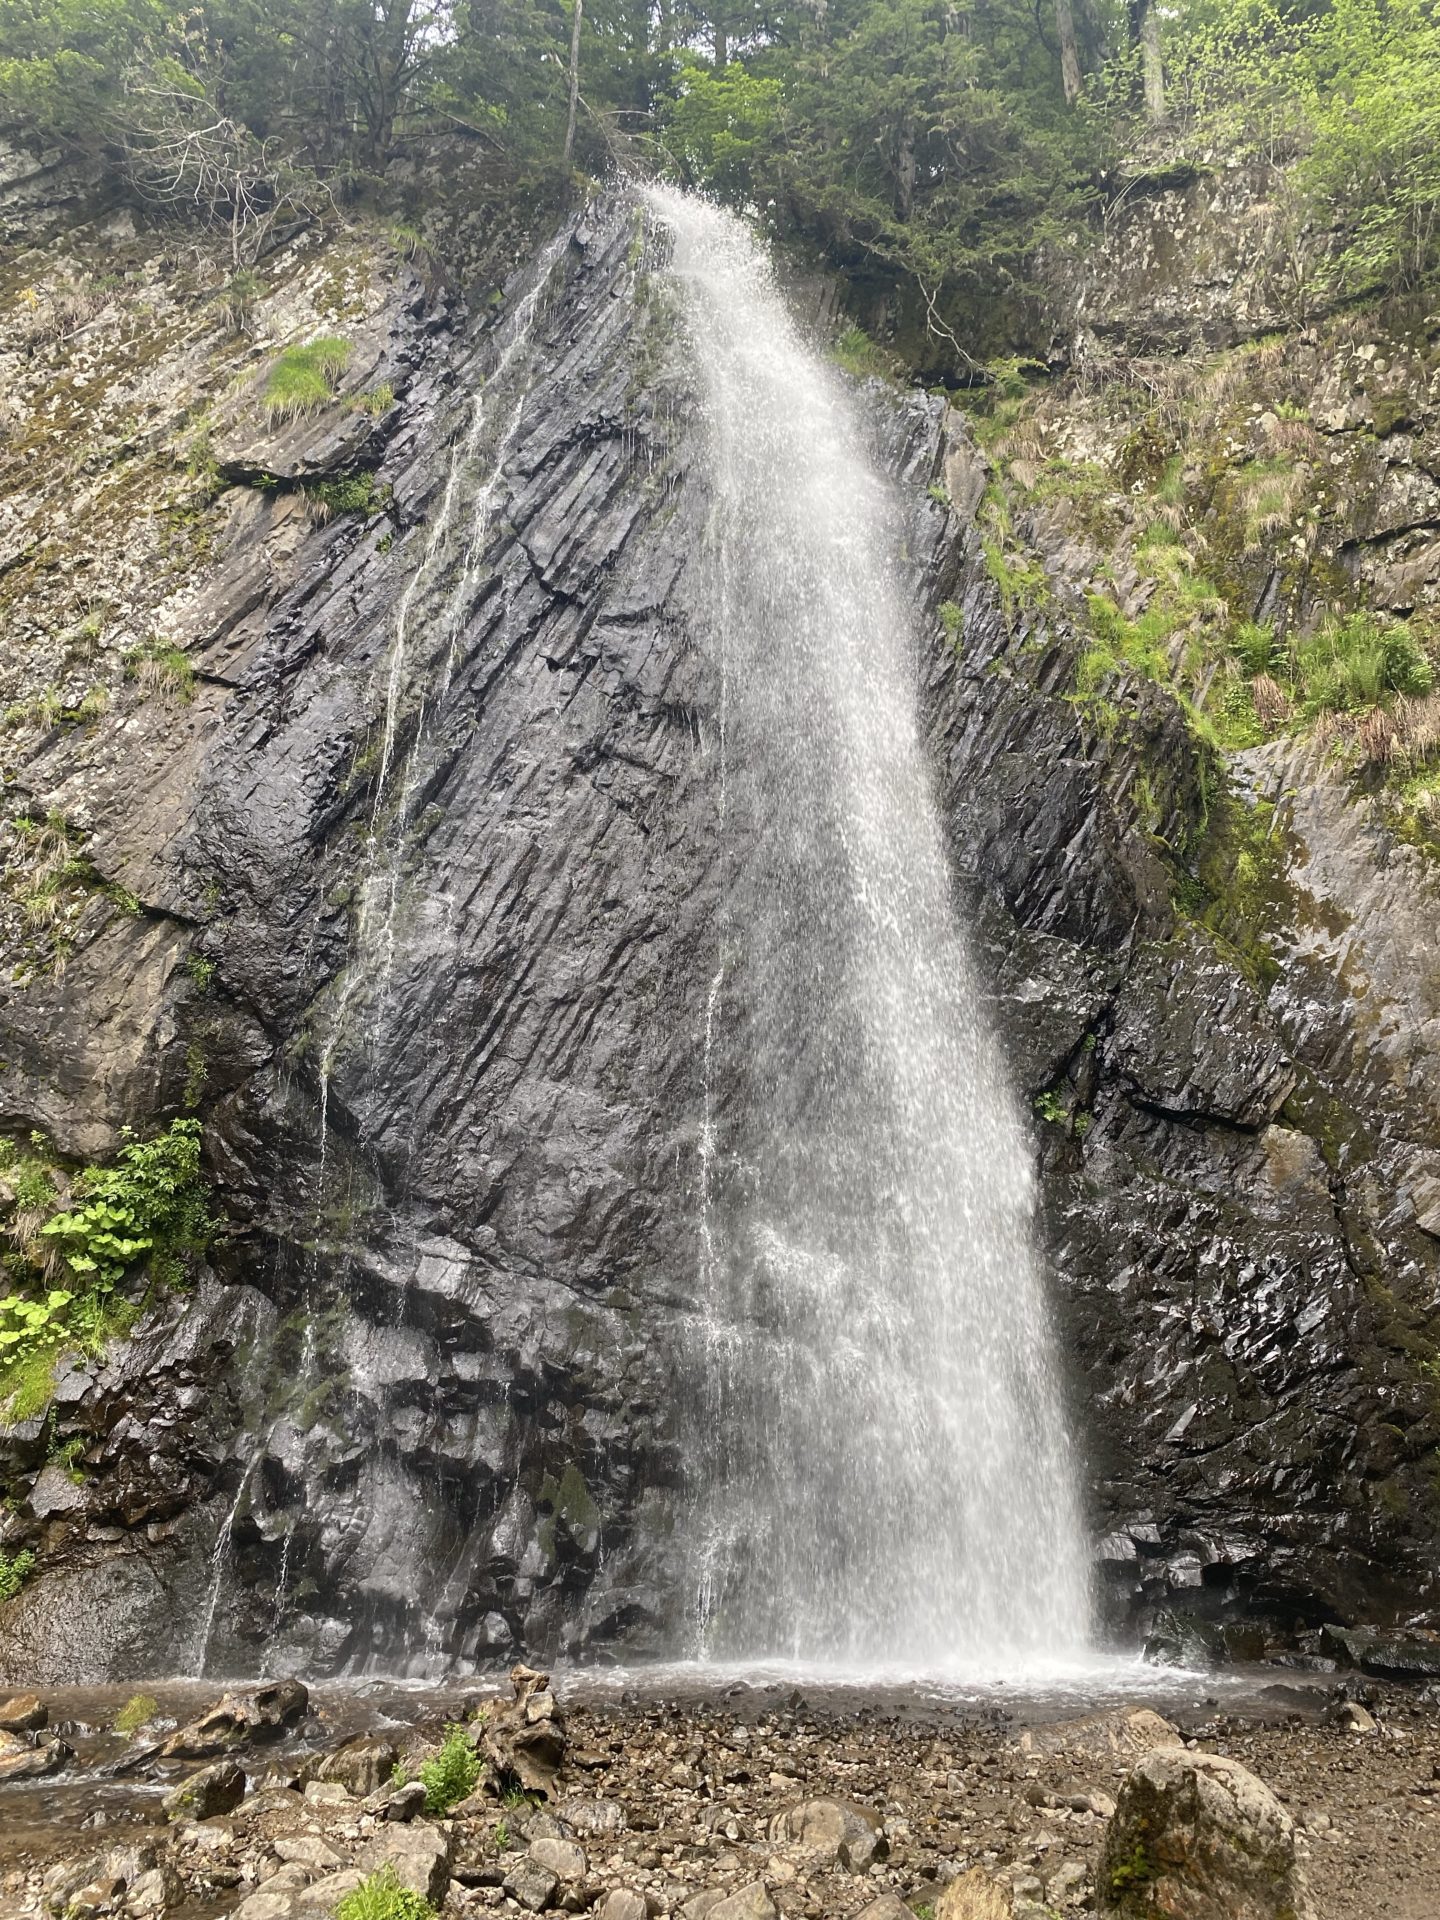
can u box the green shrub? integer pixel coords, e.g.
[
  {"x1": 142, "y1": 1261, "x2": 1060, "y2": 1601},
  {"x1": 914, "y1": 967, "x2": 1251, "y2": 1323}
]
[
  {"x1": 0, "y1": 1548, "x2": 35, "y2": 1603},
  {"x1": 263, "y1": 336, "x2": 352, "y2": 420},
  {"x1": 1, "y1": 1121, "x2": 212, "y2": 1419},
  {"x1": 417, "y1": 1723, "x2": 480, "y2": 1814},
  {"x1": 1292, "y1": 612, "x2": 1434, "y2": 715},
  {"x1": 336, "y1": 1867, "x2": 436, "y2": 1920},
  {"x1": 304, "y1": 473, "x2": 392, "y2": 521}
]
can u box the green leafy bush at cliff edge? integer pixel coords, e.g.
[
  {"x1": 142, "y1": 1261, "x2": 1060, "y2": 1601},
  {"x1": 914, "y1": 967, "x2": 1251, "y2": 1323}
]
[{"x1": 0, "y1": 1119, "x2": 212, "y2": 1421}]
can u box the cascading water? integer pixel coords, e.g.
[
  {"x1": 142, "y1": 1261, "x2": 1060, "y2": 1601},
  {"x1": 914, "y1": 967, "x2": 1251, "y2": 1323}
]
[{"x1": 650, "y1": 187, "x2": 1093, "y2": 1673}]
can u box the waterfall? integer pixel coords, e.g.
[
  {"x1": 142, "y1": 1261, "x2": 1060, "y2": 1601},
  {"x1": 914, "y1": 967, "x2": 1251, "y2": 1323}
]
[{"x1": 650, "y1": 187, "x2": 1093, "y2": 1672}]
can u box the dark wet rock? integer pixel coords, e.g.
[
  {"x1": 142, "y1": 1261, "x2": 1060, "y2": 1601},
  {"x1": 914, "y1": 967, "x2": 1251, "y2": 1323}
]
[
  {"x1": 162, "y1": 1759, "x2": 247, "y2": 1819},
  {"x1": 1108, "y1": 928, "x2": 1296, "y2": 1128},
  {"x1": 1097, "y1": 1748, "x2": 1314, "y2": 1919},
  {"x1": 2, "y1": 174, "x2": 1440, "y2": 1669},
  {"x1": 1320, "y1": 1624, "x2": 1440, "y2": 1681}
]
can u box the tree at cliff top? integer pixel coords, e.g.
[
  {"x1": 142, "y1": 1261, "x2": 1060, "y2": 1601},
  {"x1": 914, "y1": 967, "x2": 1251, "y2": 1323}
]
[{"x1": 1, "y1": 0, "x2": 1436, "y2": 326}]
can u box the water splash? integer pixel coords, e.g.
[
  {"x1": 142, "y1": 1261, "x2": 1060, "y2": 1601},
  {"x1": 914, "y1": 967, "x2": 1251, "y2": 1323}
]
[{"x1": 649, "y1": 186, "x2": 1092, "y2": 1671}]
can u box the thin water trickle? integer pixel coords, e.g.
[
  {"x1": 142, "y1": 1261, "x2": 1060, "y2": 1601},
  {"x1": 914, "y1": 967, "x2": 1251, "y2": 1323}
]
[{"x1": 649, "y1": 186, "x2": 1092, "y2": 1672}]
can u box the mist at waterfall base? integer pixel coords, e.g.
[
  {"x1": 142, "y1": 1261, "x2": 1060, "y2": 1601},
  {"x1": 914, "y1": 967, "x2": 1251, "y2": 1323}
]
[{"x1": 647, "y1": 186, "x2": 1096, "y2": 1687}]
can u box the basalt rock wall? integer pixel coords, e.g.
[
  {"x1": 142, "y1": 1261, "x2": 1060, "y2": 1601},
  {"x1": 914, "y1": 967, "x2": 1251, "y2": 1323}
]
[{"x1": 1, "y1": 155, "x2": 1438, "y2": 1680}]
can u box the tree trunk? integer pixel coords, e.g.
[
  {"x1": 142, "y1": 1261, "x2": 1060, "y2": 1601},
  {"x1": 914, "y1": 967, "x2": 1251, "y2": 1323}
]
[
  {"x1": 713, "y1": 8, "x2": 728, "y2": 68},
  {"x1": 895, "y1": 121, "x2": 916, "y2": 222},
  {"x1": 1138, "y1": 0, "x2": 1165, "y2": 122},
  {"x1": 563, "y1": 0, "x2": 583, "y2": 167},
  {"x1": 1056, "y1": 0, "x2": 1083, "y2": 105}
]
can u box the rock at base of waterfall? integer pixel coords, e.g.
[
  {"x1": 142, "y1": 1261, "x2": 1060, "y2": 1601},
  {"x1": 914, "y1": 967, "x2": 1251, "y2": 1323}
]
[
  {"x1": 160, "y1": 1679, "x2": 309, "y2": 1758},
  {"x1": 935, "y1": 1869, "x2": 1014, "y2": 1918},
  {"x1": 766, "y1": 1797, "x2": 886, "y2": 1869},
  {"x1": 0, "y1": 1728, "x2": 69, "y2": 1779},
  {"x1": 316, "y1": 1733, "x2": 400, "y2": 1797},
  {"x1": 0, "y1": 1690, "x2": 47, "y2": 1731},
  {"x1": 858, "y1": 1897, "x2": 921, "y2": 1920},
  {"x1": 482, "y1": 1664, "x2": 566, "y2": 1798},
  {"x1": 596, "y1": 1894, "x2": 648, "y2": 1920},
  {"x1": 1018, "y1": 1707, "x2": 1182, "y2": 1763},
  {"x1": 502, "y1": 1856, "x2": 560, "y2": 1912},
  {"x1": 704, "y1": 1883, "x2": 778, "y2": 1920},
  {"x1": 162, "y1": 1758, "x2": 246, "y2": 1819},
  {"x1": 529, "y1": 1834, "x2": 587, "y2": 1881},
  {"x1": 363, "y1": 1825, "x2": 451, "y2": 1905},
  {"x1": 1096, "y1": 1747, "x2": 1315, "y2": 1919}
]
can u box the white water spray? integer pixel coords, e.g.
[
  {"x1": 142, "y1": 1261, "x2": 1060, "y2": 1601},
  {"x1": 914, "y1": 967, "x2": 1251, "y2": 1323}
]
[{"x1": 650, "y1": 187, "x2": 1092, "y2": 1673}]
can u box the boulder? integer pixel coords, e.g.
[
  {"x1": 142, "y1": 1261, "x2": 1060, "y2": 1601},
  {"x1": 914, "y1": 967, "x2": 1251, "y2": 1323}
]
[
  {"x1": 530, "y1": 1835, "x2": 586, "y2": 1881},
  {"x1": 295, "y1": 1871, "x2": 368, "y2": 1911},
  {"x1": 163, "y1": 1758, "x2": 246, "y2": 1819},
  {"x1": 0, "y1": 1691, "x2": 47, "y2": 1731},
  {"x1": 160, "y1": 1679, "x2": 309, "y2": 1758},
  {"x1": 936, "y1": 1872, "x2": 1013, "y2": 1919},
  {"x1": 316, "y1": 1734, "x2": 400, "y2": 1797},
  {"x1": 1319, "y1": 1623, "x2": 1440, "y2": 1680},
  {"x1": 231, "y1": 1895, "x2": 298, "y2": 1920},
  {"x1": 767, "y1": 1797, "x2": 886, "y2": 1869},
  {"x1": 502, "y1": 1856, "x2": 559, "y2": 1912},
  {"x1": 707, "y1": 1886, "x2": 778, "y2": 1920},
  {"x1": 558, "y1": 1797, "x2": 626, "y2": 1834},
  {"x1": 1096, "y1": 1747, "x2": 1315, "y2": 1918},
  {"x1": 0, "y1": 1729, "x2": 68, "y2": 1780},
  {"x1": 1020, "y1": 1708, "x2": 1182, "y2": 1763},
  {"x1": 596, "y1": 1895, "x2": 648, "y2": 1920},
  {"x1": 481, "y1": 1665, "x2": 566, "y2": 1798},
  {"x1": 363, "y1": 1825, "x2": 450, "y2": 1905},
  {"x1": 858, "y1": 1898, "x2": 918, "y2": 1920}
]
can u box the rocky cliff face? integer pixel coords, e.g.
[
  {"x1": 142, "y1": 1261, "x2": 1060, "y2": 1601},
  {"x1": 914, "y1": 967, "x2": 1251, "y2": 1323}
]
[{"x1": 1, "y1": 149, "x2": 1438, "y2": 1680}]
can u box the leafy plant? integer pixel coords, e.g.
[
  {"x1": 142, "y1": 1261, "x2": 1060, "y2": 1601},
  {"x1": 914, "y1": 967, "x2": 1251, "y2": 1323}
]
[
  {"x1": 335, "y1": 1867, "x2": 436, "y2": 1920},
  {"x1": 417, "y1": 1723, "x2": 480, "y2": 1814},
  {"x1": 0, "y1": 1548, "x2": 35, "y2": 1603},
  {"x1": 304, "y1": 473, "x2": 392, "y2": 521},
  {"x1": 1, "y1": 1121, "x2": 212, "y2": 1419}
]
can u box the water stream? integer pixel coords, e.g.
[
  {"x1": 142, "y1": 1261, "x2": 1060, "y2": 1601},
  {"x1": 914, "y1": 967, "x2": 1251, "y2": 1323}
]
[{"x1": 650, "y1": 187, "x2": 1093, "y2": 1673}]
